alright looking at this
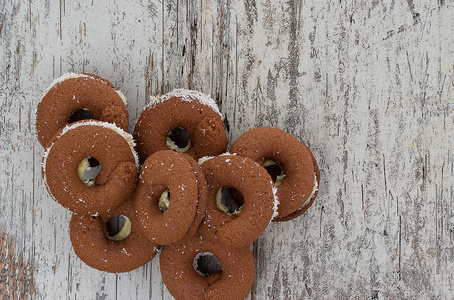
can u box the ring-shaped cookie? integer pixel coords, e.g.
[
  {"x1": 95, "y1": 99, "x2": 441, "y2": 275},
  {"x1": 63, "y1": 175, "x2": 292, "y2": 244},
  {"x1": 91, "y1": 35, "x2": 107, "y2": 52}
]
[
  {"x1": 197, "y1": 154, "x2": 277, "y2": 248},
  {"x1": 133, "y1": 89, "x2": 227, "y2": 162},
  {"x1": 178, "y1": 153, "x2": 207, "y2": 243},
  {"x1": 70, "y1": 197, "x2": 159, "y2": 273},
  {"x1": 272, "y1": 147, "x2": 320, "y2": 222},
  {"x1": 42, "y1": 120, "x2": 139, "y2": 215},
  {"x1": 134, "y1": 150, "x2": 201, "y2": 245},
  {"x1": 230, "y1": 127, "x2": 320, "y2": 221},
  {"x1": 160, "y1": 234, "x2": 255, "y2": 300},
  {"x1": 36, "y1": 73, "x2": 129, "y2": 147}
]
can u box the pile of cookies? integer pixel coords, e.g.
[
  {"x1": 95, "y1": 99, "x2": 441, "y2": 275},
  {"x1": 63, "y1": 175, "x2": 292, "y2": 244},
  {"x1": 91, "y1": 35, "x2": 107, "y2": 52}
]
[{"x1": 37, "y1": 73, "x2": 320, "y2": 300}]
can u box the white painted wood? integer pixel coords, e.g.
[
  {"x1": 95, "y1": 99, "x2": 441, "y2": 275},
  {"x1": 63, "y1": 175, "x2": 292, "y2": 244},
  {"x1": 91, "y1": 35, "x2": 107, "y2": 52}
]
[{"x1": 1, "y1": 0, "x2": 453, "y2": 299}]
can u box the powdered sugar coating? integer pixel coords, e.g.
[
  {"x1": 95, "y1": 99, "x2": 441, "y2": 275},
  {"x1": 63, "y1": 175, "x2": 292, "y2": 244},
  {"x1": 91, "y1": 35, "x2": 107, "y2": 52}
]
[
  {"x1": 197, "y1": 156, "x2": 215, "y2": 165},
  {"x1": 272, "y1": 172, "x2": 318, "y2": 221},
  {"x1": 302, "y1": 172, "x2": 319, "y2": 208},
  {"x1": 41, "y1": 73, "x2": 127, "y2": 105},
  {"x1": 270, "y1": 186, "x2": 280, "y2": 220},
  {"x1": 198, "y1": 152, "x2": 235, "y2": 165},
  {"x1": 42, "y1": 120, "x2": 139, "y2": 187},
  {"x1": 115, "y1": 90, "x2": 127, "y2": 104},
  {"x1": 147, "y1": 89, "x2": 222, "y2": 118}
]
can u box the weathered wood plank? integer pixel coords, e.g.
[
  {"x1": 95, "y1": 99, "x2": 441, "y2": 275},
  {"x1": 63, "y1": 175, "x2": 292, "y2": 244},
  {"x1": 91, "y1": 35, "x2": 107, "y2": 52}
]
[
  {"x1": 1, "y1": 0, "x2": 164, "y2": 299},
  {"x1": 0, "y1": 0, "x2": 453, "y2": 299},
  {"x1": 236, "y1": 0, "x2": 454, "y2": 298}
]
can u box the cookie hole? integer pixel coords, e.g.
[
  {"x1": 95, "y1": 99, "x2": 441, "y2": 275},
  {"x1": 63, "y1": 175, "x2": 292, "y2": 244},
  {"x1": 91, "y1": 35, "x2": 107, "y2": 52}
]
[
  {"x1": 158, "y1": 188, "x2": 170, "y2": 213},
  {"x1": 68, "y1": 108, "x2": 93, "y2": 124},
  {"x1": 216, "y1": 187, "x2": 244, "y2": 215},
  {"x1": 77, "y1": 157, "x2": 101, "y2": 187},
  {"x1": 263, "y1": 159, "x2": 284, "y2": 187},
  {"x1": 166, "y1": 127, "x2": 191, "y2": 153},
  {"x1": 193, "y1": 252, "x2": 222, "y2": 277},
  {"x1": 106, "y1": 215, "x2": 131, "y2": 241}
]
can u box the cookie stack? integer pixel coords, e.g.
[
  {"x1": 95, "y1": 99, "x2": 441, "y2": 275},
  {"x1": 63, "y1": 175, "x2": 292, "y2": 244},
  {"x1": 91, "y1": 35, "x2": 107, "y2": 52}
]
[{"x1": 37, "y1": 73, "x2": 320, "y2": 300}]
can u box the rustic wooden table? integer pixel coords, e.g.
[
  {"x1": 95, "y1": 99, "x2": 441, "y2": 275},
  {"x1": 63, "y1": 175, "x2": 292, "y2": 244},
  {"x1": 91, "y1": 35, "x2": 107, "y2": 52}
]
[{"x1": 1, "y1": 0, "x2": 453, "y2": 299}]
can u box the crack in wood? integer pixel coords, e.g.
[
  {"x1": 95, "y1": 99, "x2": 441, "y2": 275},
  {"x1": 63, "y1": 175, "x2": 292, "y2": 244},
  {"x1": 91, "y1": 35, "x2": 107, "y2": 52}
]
[{"x1": 0, "y1": 228, "x2": 35, "y2": 299}]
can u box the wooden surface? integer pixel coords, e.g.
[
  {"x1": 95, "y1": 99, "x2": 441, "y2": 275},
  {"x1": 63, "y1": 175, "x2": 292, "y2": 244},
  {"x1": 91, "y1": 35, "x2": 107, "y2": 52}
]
[{"x1": 1, "y1": 0, "x2": 453, "y2": 299}]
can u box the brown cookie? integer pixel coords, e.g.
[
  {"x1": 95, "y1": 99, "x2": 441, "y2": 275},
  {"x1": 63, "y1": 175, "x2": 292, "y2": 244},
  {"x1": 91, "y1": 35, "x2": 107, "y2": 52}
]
[
  {"x1": 160, "y1": 234, "x2": 255, "y2": 300},
  {"x1": 42, "y1": 120, "x2": 138, "y2": 215},
  {"x1": 271, "y1": 146, "x2": 320, "y2": 222},
  {"x1": 36, "y1": 73, "x2": 129, "y2": 147},
  {"x1": 178, "y1": 153, "x2": 208, "y2": 243},
  {"x1": 230, "y1": 127, "x2": 320, "y2": 221},
  {"x1": 70, "y1": 196, "x2": 159, "y2": 273},
  {"x1": 133, "y1": 89, "x2": 227, "y2": 163},
  {"x1": 197, "y1": 154, "x2": 276, "y2": 248},
  {"x1": 134, "y1": 150, "x2": 204, "y2": 245}
]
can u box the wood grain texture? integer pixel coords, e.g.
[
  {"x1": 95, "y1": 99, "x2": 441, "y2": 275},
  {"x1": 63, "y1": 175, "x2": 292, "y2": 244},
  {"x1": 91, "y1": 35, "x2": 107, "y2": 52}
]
[{"x1": 1, "y1": 0, "x2": 453, "y2": 299}]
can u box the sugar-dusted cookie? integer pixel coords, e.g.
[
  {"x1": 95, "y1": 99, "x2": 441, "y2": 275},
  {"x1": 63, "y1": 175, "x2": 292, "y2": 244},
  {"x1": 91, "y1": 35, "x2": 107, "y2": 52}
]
[
  {"x1": 197, "y1": 154, "x2": 277, "y2": 247},
  {"x1": 36, "y1": 73, "x2": 128, "y2": 147},
  {"x1": 134, "y1": 150, "x2": 206, "y2": 245},
  {"x1": 70, "y1": 197, "x2": 159, "y2": 273},
  {"x1": 42, "y1": 120, "x2": 138, "y2": 215},
  {"x1": 134, "y1": 89, "x2": 227, "y2": 162},
  {"x1": 230, "y1": 127, "x2": 320, "y2": 221},
  {"x1": 160, "y1": 234, "x2": 255, "y2": 300}
]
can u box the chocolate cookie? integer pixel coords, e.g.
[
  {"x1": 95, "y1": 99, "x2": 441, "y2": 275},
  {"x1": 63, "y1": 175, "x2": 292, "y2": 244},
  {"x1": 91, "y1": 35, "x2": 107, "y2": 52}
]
[
  {"x1": 42, "y1": 120, "x2": 138, "y2": 215},
  {"x1": 70, "y1": 197, "x2": 159, "y2": 273},
  {"x1": 133, "y1": 89, "x2": 227, "y2": 162},
  {"x1": 230, "y1": 127, "x2": 320, "y2": 221},
  {"x1": 178, "y1": 153, "x2": 208, "y2": 243},
  {"x1": 160, "y1": 234, "x2": 255, "y2": 300},
  {"x1": 134, "y1": 150, "x2": 205, "y2": 245},
  {"x1": 36, "y1": 73, "x2": 129, "y2": 147},
  {"x1": 197, "y1": 154, "x2": 277, "y2": 248}
]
